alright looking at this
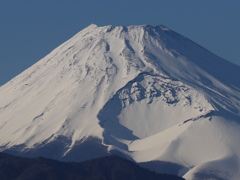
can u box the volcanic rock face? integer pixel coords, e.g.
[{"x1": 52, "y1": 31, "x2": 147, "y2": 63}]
[{"x1": 0, "y1": 24, "x2": 240, "y2": 179}]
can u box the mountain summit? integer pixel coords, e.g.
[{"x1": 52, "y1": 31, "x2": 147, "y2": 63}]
[{"x1": 1, "y1": 24, "x2": 240, "y2": 179}]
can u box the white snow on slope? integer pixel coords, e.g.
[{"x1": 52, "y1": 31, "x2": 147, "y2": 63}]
[{"x1": 0, "y1": 24, "x2": 240, "y2": 179}]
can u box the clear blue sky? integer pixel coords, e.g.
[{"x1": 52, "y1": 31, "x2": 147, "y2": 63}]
[{"x1": 1, "y1": 0, "x2": 240, "y2": 85}]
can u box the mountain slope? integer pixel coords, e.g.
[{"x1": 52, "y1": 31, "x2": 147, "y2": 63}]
[
  {"x1": 0, "y1": 153, "x2": 184, "y2": 180},
  {"x1": 0, "y1": 24, "x2": 240, "y2": 179}
]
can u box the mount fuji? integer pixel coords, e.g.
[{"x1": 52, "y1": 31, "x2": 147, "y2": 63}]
[{"x1": 1, "y1": 24, "x2": 240, "y2": 180}]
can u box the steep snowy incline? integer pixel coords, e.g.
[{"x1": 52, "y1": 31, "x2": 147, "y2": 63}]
[
  {"x1": 139, "y1": 25, "x2": 240, "y2": 116},
  {"x1": 0, "y1": 25, "x2": 145, "y2": 155},
  {"x1": 0, "y1": 24, "x2": 240, "y2": 179}
]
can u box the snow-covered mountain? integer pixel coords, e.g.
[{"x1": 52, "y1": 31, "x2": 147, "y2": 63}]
[{"x1": 1, "y1": 24, "x2": 240, "y2": 180}]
